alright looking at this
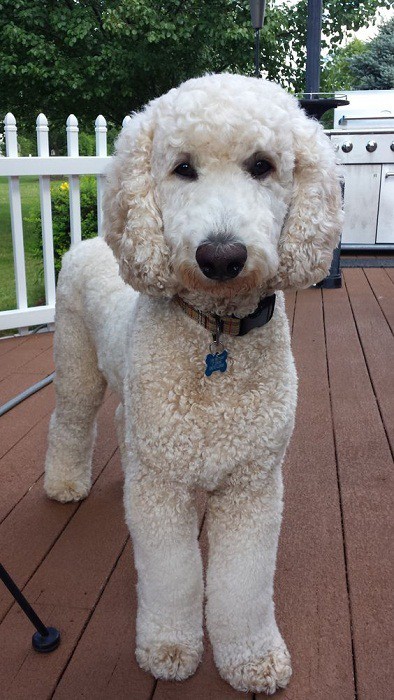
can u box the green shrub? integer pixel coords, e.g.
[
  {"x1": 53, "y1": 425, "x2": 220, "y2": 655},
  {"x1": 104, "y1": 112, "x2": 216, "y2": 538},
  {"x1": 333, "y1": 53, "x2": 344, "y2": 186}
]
[
  {"x1": 79, "y1": 132, "x2": 95, "y2": 156},
  {"x1": 30, "y1": 175, "x2": 98, "y2": 278},
  {"x1": 18, "y1": 134, "x2": 37, "y2": 156}
]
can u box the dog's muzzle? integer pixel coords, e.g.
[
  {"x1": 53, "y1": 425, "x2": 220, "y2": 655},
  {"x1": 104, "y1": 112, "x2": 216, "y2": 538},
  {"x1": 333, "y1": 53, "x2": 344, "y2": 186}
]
[{"x1": 196, "y1": 241, "x2": 247, "y2": 281}]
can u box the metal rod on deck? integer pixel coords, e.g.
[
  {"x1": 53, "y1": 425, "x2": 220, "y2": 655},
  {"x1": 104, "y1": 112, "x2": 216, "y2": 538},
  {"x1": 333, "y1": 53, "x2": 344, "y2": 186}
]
[{"x1": 0, "y1": 563, "x2": 60, "y2": 652}]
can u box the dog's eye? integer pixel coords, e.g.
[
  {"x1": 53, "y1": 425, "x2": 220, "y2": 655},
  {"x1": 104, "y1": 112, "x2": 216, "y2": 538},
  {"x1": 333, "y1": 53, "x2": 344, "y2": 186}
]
[
  {"x1": 173, "y1": 162, "x2": 198, "y2": 180},
  {"x1": 248, "y1": 159, "x2": 273, "y2": 180}
]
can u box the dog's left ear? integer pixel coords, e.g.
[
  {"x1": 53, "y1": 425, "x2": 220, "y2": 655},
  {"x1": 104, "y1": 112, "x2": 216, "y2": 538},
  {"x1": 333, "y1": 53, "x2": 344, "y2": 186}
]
[
  {"x1": 103, "y1": 105, "x2": 176, "y2": 297},
  {"x1": 269, "y1": 110, "x2": 343, "y2": 291}
]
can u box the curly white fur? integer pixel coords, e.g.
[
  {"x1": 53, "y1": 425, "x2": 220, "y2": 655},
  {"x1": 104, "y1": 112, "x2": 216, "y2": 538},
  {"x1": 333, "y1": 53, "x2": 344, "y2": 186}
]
[{"x1": 44, "y1": 73, "x2": 342, "y2": 694}]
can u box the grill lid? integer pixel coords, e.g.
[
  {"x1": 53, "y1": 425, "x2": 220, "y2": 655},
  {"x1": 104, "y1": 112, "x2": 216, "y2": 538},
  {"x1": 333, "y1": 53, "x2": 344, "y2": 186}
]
[{"x1": 334, "y1": 90, "x2": 394, "y2": 130}]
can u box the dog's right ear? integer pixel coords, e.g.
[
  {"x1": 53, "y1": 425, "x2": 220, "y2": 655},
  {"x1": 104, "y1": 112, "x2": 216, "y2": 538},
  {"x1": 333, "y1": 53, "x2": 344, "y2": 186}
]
[{"x1": 103, "y1": 107, "x2": 176, "y2": 297}]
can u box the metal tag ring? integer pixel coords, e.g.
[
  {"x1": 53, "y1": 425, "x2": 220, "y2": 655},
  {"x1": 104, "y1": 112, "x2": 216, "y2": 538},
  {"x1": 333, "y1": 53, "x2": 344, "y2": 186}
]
[{"x1": 209, "y1": 341, "x2": 225, "y2": 355}]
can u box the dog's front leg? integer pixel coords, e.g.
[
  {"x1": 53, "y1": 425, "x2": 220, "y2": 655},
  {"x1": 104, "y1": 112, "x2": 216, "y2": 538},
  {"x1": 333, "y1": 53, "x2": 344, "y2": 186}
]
[
  {"x1": 206, "y1": 462, "x2": 292, "y2": 695},
  {"x1": 124, "y1": 475, "x2": 204, "y2": 681}
]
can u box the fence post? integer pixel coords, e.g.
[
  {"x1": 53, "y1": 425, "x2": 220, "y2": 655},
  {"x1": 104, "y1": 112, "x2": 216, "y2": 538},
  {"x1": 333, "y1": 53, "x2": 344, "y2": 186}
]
[
  {"x1": 66, "y1": 114, "x2": 82, "y2": 245},
  {"x1": 95, "y1": 115, "x2": 107, "y2": 236},
  {"x1": 36, "y1": 114, "x2": 56, "y2": 310},
  {"x1": 4, "y1": 113, "x2": 29, "y2": 333},
  {"x1": 122, "y1": 116, "x2": 132, "y2": 128}
]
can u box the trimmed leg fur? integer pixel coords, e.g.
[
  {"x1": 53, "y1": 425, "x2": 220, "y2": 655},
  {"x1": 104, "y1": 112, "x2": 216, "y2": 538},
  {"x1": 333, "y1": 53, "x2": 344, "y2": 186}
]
[
  {"x1": 45, "y1": 307, "x2": 106, "y2": 502},
  {"x1": 124, "y1": 474, "x2": 204, "y2": 681},
  {"x1": 206, "y1": 464, "x2": 291, "y2": 695}
]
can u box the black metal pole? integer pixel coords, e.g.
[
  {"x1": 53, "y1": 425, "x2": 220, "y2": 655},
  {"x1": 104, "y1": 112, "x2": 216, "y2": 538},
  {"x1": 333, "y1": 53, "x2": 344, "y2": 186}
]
[
  {"x1": 303, "y1": 0, "x2": 342, "y2": 289},
  {"x1": 0, "y1": 563, "x2": 60, "y2": 652},
  {"x1": 305, "y1": 0, "x2": 323, "y2": 96},
  {"x1": 249, "y1": 1, "x2": 266, "y2": 78},
  {"x1": 254, "y1": 29, "x2": 260, "y2": 77}
]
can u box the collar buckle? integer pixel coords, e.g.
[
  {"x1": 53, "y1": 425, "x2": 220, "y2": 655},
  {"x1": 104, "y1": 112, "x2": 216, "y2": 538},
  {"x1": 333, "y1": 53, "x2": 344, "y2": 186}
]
[{"x1": 238, "y1": 295, "x2": 276, "y2": 336}]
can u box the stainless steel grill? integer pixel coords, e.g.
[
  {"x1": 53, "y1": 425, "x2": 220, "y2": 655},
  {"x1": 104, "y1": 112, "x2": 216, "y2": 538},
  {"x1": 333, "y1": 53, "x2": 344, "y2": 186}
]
[{"x1": 327, "y1": 90, "x2": 394, "y2": 249}]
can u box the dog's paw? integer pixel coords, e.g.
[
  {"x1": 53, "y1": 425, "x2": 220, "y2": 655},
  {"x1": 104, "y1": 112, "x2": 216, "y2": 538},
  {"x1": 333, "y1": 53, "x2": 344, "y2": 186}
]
[
  {"x1": 44, "y1": 478, "x2": 90, "y2": 503},
  {"x1": 218, "y1": 646, "x2": 292, "y2": 695},
  {"x1": 136, "y1": 642, "x2": 202, "y2": 681}
]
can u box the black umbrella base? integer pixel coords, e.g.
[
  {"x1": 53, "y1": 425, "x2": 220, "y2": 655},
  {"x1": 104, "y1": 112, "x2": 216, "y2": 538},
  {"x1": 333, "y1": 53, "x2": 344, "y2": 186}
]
[{"x1": 32, "y1": 627, "x2": 61, "y2": 653}]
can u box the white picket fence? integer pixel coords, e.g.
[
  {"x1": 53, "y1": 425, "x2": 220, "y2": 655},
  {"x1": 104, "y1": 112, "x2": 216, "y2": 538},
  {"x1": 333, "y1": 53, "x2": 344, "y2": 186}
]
[{"x1": 0, "y1": 112, "x2": 131, "y2": 334}]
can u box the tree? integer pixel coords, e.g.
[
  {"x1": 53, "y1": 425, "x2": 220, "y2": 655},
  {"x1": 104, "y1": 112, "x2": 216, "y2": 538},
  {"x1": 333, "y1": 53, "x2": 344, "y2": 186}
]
[
  {"x1": 349, "y1": 15, "x2": 394, "y2": 88},
  {"x1": 321, "y1": 38, "x2": 367, "y2": 92},
  {"x1": 0, "y1": 0, "x2": 391, "y2": 138}
]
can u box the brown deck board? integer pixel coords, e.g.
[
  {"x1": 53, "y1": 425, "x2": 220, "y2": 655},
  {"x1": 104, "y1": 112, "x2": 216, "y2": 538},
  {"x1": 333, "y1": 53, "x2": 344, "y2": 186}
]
[
  {"x1": 0, "y1": 393, "x2": 119, "y2": 620},
  {"x1": 323, "y1": 283, "x2": 393, "y2": 699},
  {"x1": 0, "y1": 334, "x2": 31, "y2": 357},
  {"x1": 0, "y1": 384, "x2": 54, "y2": 461},
  {"x1": 52, "y1": 540, "x2": 155, "y2": 700},
  {"x1": 385, "y1": 267, "x2": 394, "y2": 284},
  {"x1": 0, "y1": 371, "x2": 52, "y2": 406},
  {"x1": 12, "y1": 346, "x2": 55, "y2": 376},
  {"x1": 0, "y1": 450, "x2": 127, "y2": 698},
  {"x1": 363, "y1": 268, "x2": 394, "y2": 334},
  {"x1": 0, "y1": 389, "x2": 116, "y2": 520},
  {"x1": 0, "y1": 273, "x2": 393, "y2": 699},
  {"x1": 53, "y1": 502, "x2": 211, "y2": 700},
  {"x1": 343, "y1": 268, "x2": 394, "y2": 452},
  {"x1": 0, "y1": 332, "x2": 53, "y2": 382},
  {"x1": 256, "y1": 288, "x2": 355, "y2": 699},
  {"x1": 0, "y1": 412, "x2": 52, "y2": 523},
  {"x1": 0, "y1": 334, "x2": 54, "y2": 405}
]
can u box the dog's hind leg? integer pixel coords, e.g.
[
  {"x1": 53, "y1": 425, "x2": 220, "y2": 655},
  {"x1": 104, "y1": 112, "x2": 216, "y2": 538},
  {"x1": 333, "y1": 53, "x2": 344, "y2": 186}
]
[{"x1": 44, "y1": 306, "x2": 107, "y2": 503}]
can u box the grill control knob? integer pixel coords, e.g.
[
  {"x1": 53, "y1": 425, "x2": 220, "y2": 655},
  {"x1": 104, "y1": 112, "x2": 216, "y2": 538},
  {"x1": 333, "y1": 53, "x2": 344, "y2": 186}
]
[
  {"x1": 366, "y1": 140, "x2": 377, "y2": 152},
  {"x1": 390, "y1": 142, "x2": 394, "y2": 152},
  {"x1": 342, "y1": 142, "x2": 353, "y2": 153}
]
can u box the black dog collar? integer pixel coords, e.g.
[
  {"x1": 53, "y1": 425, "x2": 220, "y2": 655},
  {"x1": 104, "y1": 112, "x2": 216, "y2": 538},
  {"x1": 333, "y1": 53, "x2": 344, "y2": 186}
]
[{"x1": 175, "y1": 294, "x2": 276, "y2": 337}]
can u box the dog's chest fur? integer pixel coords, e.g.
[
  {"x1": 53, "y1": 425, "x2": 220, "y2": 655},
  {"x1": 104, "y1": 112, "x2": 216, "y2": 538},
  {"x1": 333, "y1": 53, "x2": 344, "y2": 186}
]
[{"x1": 124, "y1": 294, "x2": 297, "y2": 490}]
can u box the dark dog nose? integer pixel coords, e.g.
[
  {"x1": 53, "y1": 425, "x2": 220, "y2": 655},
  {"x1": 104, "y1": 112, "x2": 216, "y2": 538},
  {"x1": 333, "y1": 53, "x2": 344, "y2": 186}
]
[{"x1": 196, "y1": 242, "x2": 247, "y2": 281}]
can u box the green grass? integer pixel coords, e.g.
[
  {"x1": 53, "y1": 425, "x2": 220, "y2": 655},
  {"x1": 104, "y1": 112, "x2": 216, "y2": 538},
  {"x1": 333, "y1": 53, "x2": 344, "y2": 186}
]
[{"x1": 0, "y1": 176, "x2": 45, "y2": 312}]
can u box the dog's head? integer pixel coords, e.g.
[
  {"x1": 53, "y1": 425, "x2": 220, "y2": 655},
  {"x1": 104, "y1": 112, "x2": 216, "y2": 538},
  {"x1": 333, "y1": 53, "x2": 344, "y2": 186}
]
[{"x1": 104, "y1": 74, "x2": 342, "y2": 309}]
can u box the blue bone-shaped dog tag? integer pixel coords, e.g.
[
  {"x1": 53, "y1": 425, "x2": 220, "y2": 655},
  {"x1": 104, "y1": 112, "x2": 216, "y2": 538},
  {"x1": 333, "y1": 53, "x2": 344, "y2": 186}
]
[{"x1": 205, "y1": 350, "x2": 228, "y2": 377}]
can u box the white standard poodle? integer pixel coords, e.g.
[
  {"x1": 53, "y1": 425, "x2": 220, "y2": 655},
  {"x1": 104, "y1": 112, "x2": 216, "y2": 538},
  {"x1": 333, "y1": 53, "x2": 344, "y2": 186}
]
[{"x1": 44, "y1": 73, "x2": 342, "y2": 694}]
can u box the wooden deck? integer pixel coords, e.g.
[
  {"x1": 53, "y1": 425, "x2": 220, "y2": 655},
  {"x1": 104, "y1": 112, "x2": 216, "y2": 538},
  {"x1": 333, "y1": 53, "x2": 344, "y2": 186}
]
[{"x1": 0, "y1": 268, "x2": 393, "y2": 700}]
